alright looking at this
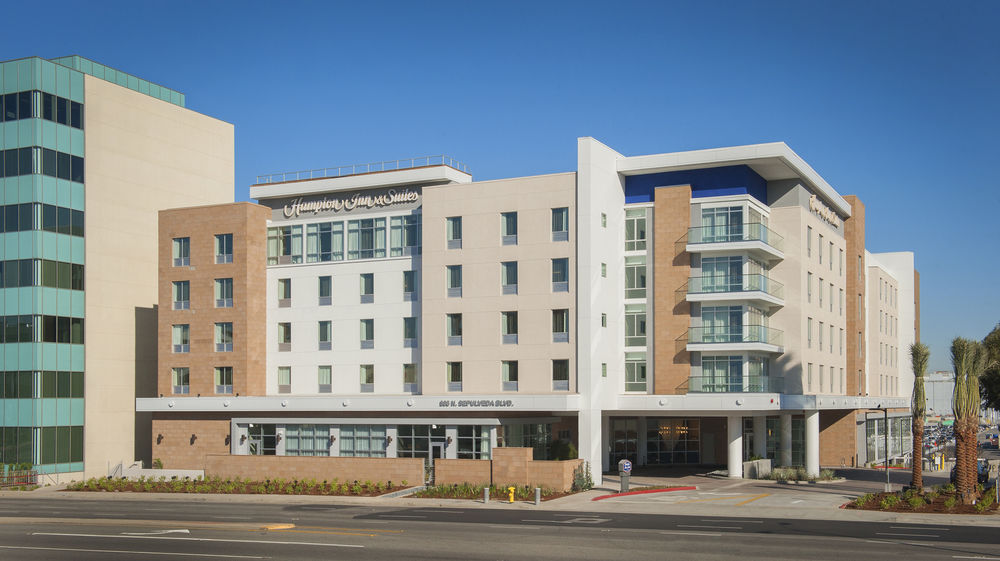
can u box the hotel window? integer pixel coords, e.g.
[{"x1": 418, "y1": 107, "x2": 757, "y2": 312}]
[
  {"x1": 601, "y1": 263, "x2": 607, "y2": 278},
  {"x1": 215, "y1": 322, "x2": 233, "y2": 352},
  {"x1": 807, "y1": 227, "x2": 812, "y2": 257},
  {"x1": 858, "y1": 294, "x2": 863, "y2": 320},
  {"x1": 360, "y1": 319, "x2": 374, "y2": 349},
  {"x1": 172, "y1": 237, "x2": 190, "y2": 267},
  {"x1": 807, "y1": 273, "x2": 812, "y2": 303},
  {"x1": 172, "y1": 324, "x2": 189, "y2": 353},
  {"x1": 403, "y1": 270, "x2": 417, "y2": 301},
  {"x1": 625, "y1": 352, "x2": 647, "y2": 392},
  {"x1": 502, "y1": 360, "x2": 518, "y2": 391},
  {"x1": 171, "y1": 367, "x2": 189, "y2": 395},
  {"x1": 840, "y1": 328, "x2": 844, "y2": 355},
  {"x1": 215, "y1": 233, "x2": 233, "y2": 264},
  {"x1": 447, "y1": 362, "x2": 463, "y2": 391},
  {"x1": 839, "y1": 288, "x2": 844, "y2": 316},
  {"x1": 446, "y1": 265, "x2": 462, "y2": 297},
  {"x1": 446, "y1": 216, "x2": 462, "y2": 249},
  {"x1": 551, "y1": 207, "x2": 569, "y2": 241},
  {"x1": 318, "y1": 276, "x2": 332, "y2": 305},
  {"x1": 360, "y1": 364, "x2": 374, "y2": 393},
  {"x1": 819, "y1": 321, "x2": 824, "y2": 349},
  {"x1": 602, "y1": 363, "x2": 608, "y2": 377},
  {"x1": 819, "y1": 365, "x2": 825, "y2": 391},
  {"x1": 318, "y1": 321, "x2": 332, "y2": 350},
  {"x1": 857, "y1": 255, "x2": 862, "y2": 281},
  {"x1": 501, "y1": 311, "x2": 518, "y2": 344},
  {"x1": 601, "y1": 212, "x2": 607, "y2": 228},
  {"x1": 552, "y1": 258, "x2": 569, "y2": 292},
  {"x1": 447, "y1": 314, "x2": 463, "y2": 345},
  {"x1": 829, "y1": 283, "x2": 834, "y2": 312},
  {"x1": 267, "y1": 225, "x2": 302, "y2": 264},
  {"x1": 340, "y1": 424, "x2": 386, "y2": 457},
  {"x1": 403, "y1": 364, "x2": 418, "y2": 393},
  {"x1": 625, "y1": 208, "x2": 647, "y2": 251},
  {"x1": 858, "y1": 332, "x2": 862, "y2": 357},
  {"x1": 278, "y1": 278, "x2": 291, "y2": 307},
  {"x1": 278, "y1": 322, "x2": 291, "y2": 351},
  {"x1": 389, "y1": 214, "x2": 421, "y2": 256},
  {"x1": 701, "y1": 206, "x2": 742, "y2": 242},
  {"x1": 501, "y1": 212, "x2": 517, "y2": 245},
  {"x1": 828, "y1": 242, "x2": 833, "y2": 270},
  {"x1": 215, "y1": 367, "x2": 233, "y2": 395},
  {"x1": 625, "y1": 304, "x2": 646, "y2": 347},
  {"x1": 625, "y1": 256, "x2": 646, "y2": 299},
  {"x1": 347, "y1": 218, "x2": 386, "y2": 260},
  {"x1": 839, "y1": 249, "x2": 843, "y2": 276},
  {"x1": 602, "y1": 313, "x2": 607, "y2": 327},
  {"x1": 818, "y1": 235, "x2": 823, "y2": 264},
  {"x1": 807, "y1": 363, "x2": 813, "y2": 392},
  {"x1": 818, "y1": 277, "x2": 823, "y2": 307},
  {"x1": 215, "y1": 278, "x2": 233, "y2": 308},
  {"x1": 501, "y1": 261, "x2": 518, "y2": 294},
  {"x1": 807, "y1": 317, "x2": 813, "y2": 348},
  {"x1": 458, "y1": 425, "x2": 491, "y2": 459},
  {"x1": 552, "y1": 359, "x2": 570, "y2": 391},
  {"x1": 830, "y1": 325, "x2": 834, "y2": 353},
  {"x1": 285, "y1": 424, "x2": 331, "y2": 457},
  {"x1": 552, "y1": 309, "x2": 569, "y2": 343},
  {"x1": 306, "y1": 221, "x2": 345, "y2": 262},
  {"x1": 318, "y1": 365, "x2": 332, "y2": 393},
  {"x1": 360, "y1": 273, "x2": 374, "y2": 303},
  {"x1": 172, "y1": 281, "x2": 190, "y2": 310},
  {"x1": 403, "y1": 317, "x2": 417, "y2": 347}
]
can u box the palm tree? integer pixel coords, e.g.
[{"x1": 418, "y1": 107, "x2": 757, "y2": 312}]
[
  {"x1": 951, "y1": 337, "x2": 987, "y2": 505},
  {"x1": 909, "y1": 342, "x2": 929, "y2": 490}
]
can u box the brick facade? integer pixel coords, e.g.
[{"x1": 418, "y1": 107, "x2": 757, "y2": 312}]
[
  {"x1": 844, "y1": 195, "x2": 867, "y2": 396},
  {"x1": 204, "y1": 454, "x2": 424, "y2": 485},
  {"x1": 434, "y1": 448, "x2": 582, "y2": 491},
  {"x1": 653, "y1": 185, "x2": 692, "y2": 394},
  {"x1": 151, "y1": 415, "x2": 231, "y2": 469},
  {"x1": 819, "y1": 409, "x2": 858, "y2": 467}
]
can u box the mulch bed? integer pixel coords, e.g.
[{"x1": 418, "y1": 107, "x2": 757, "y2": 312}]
[
  {"x1": 66, "y1": 478, "x2": 406, "y2": 497},
  {"x1": 845, "y1": 489, "x2": 999, "y2": 515}
]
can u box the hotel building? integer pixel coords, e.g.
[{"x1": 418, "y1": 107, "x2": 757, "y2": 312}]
[
  {"x1": 140, "y1": 138, "x2": 918, "y2": 482},
  {"x1": 0, "y1": 56, "x2": 233, "y2": 479}
]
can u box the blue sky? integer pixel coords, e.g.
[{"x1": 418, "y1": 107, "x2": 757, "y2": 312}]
[{"x1": 3, "y1": 0, "x2": 997, "y2": 371}]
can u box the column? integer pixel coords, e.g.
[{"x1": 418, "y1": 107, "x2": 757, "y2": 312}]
[
  {"x1": 805, "y1": 410, "x2": 820, "y2": 477},
  {"x1": 780, "y1": 413, "x2": 792, "y2": 467},
  {"x1": 752, "y1": 415, "x2": 767, "y2": 459},
  {"x1": 579, "y1": 409, "x2": 604, "y2": 486},
  {"x1": 727, "y1": 414, "x2": 743, "y2": 478}
]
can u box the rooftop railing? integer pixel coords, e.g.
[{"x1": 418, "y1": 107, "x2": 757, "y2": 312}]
[
  {"x1": 255, "y1": 155, "x2": 470, "y2": 184},
  {"x1": 687, "y1": 223, "x2": 784, "y2": 252}
]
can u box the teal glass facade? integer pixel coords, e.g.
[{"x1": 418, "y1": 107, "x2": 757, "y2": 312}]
[{"x1": 1, "y1": 57, "x2": 86, "y2": 474}]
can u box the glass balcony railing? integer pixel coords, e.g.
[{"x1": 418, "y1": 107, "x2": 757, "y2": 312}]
[
  {"x1": 686, "y1": 274, "x2": 784, "y2": 299},
  {"x1": 688, "y1": 375, "x2": 783, "y2": 393},
  {"x1": 687, "y1": 223, "x2": 784, "y2": 252},
  {"x1": 687, "y1": 325, "x2": 784, "y2": 346}
]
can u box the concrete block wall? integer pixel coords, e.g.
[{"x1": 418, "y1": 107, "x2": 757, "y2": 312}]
[
  {"x1": 434, "y1": 448, "x2": 583, "y2": 491},
  {"x1": 204, "y1": 455, "x2": 424, "y2": 485}
]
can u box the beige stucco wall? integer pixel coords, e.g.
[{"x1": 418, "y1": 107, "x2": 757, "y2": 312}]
[
  {"x1": 83, "y1": 75, "x2": 234, "y2": 477},
  {"x1": 770, "y1": 199, "x2": 847, "y2": 395},
  {"x1": 420, "y1": 173, "x2": 576, "y2": 394},
  {"x1": 866, "y1": 265, "x2": 899, "y2": 397}
]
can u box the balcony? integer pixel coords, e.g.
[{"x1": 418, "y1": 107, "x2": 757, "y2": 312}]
[
  {"x1": 687, "y1": 375, "x2": 783, "y2": 393},
  {"x1": 682, "y1": 274, "x2": 784, "y2": 309},
  {"x1": 685, "y1": 325, "x2": 784, "y2": 353},
  {"x1": 685, "y1": 223, "x2": 784, "y2": 261}
]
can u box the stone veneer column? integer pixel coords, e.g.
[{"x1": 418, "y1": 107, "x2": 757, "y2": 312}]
[{"x1": 652, "y1": 185, "x2": 692, "y2": 394}]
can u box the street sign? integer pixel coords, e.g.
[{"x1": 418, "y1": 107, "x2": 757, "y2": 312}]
[{"x1": 620, "y1": 459, "x2": 632, "y2": 473}]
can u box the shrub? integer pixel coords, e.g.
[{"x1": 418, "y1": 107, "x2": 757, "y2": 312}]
[
  {"x1": 944, "y1": 496, "x2": 958, "y2": 509},
  {"x1": 854, "y1": 493, "x2": 875, "y2": 507},
  {"x1": 879, "y1": 494, "x2": 901, "y2": 510},
  {"x1": 572, "y1": 462, "x2": 594, "y2": 491},
  {"x1": 975, "y1": 492, "x2": 996, "y2": 513},
  {"x1": 941, "y1": 483, "x2": 955, "y2": 493},
  {"x1": 819, "y1": 469, "x2": 835, "y2": 481},
  {"x1": 908, "y1": 496, "x2": 926, "y2": 510}
]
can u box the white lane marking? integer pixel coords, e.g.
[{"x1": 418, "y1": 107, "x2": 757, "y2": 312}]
[
  {"x1": 375, "y1": 515, "x2": 425, "y2": 519},
  {"x1": 677, "y1": 524, "x2": 741, "y2": 530},
  {"x1": 791, "y1": 500, "x2": 804, "y2": 504},
  {"x1": 876, "y1": 532, "x2": 940, "y2": 538},
  {"x1": 122, "y1": 530, "x2": 191, "y2": 536},
  {"x1": 489, "y1": 525, "x2": 542, "y2": 530},
  {"x1": 141, "y1": 508, "x2": 175, "y2": 512},
  {"x1": 521, "y1": 517, "x2": 610, "y2": 524},
  {"x1": 0, "y1": 545, "x2": 265, "y2": 558},
  {"x1": 700, "y1": 519, "x2": 763, "y2": 524},
  {"x1": 416, "y1": 509, "x2": 464, "y2": 514},
  {"x1": 660, "y1": 530, "x2": 723, "y2": 537},
  {"x1": 865, "y1": 539, "x2": 894, "y2": 544},
  {"x1": 953, "y1": 557, "x2": 1000, "y2": 560},
  {"x1": 891, "y1": 526, "x2": 950, "y2": 531},
  {"x1": 31, "y1": 533, "x2": 364, "y2": 548},
  {"x1": 210, "y1": 516, "x2": 250, "y2": 520}
]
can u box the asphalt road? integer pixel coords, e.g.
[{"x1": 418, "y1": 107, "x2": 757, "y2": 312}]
[{"x1": 1, "y1": 497, "x2": 998, "y2": 560}]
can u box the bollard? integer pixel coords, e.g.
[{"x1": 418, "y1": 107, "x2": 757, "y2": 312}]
[
  {"x1": 508, "y1": 486, "x2": 515, "y2": 503},
  {"x1": 534, "y1": 487, "x2": 541, "y2": 506},
  {"x1": 484, "y1": 486, "x2": 490, "y2": 503}
]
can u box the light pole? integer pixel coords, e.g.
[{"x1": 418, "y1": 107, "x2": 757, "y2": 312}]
[{"x1": 880, "y1": 404, "x2": 890, "y2": 493}]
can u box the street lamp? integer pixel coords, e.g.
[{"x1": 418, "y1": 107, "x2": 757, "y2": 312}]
[{"x1": 879, "y1": 404, "x2": 890, "y2": 493}]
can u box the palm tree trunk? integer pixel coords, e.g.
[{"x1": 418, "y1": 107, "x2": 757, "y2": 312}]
[
  {"x1": 911, "y1": 418, "x2": 923, "y2": 490},
  {"x1": 956, "y1": 418, "x2": 977, "y2": 505}
]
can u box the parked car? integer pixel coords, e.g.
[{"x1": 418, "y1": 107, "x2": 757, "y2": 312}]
[{"x1": 950, "y1": 459, "x2": 990, "y2": 485}]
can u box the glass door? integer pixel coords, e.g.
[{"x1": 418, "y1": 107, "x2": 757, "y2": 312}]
[{"x1": 610, "y1": 418, "x2": 638, "y2": 466}]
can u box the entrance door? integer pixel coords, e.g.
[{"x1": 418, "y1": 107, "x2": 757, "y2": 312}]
[
  {"x1": 610, "y1": 418, "x2": 638, "y2": 466},
  {"x1": 431, "y1": 442, "x2": 444, "y2": 460}
]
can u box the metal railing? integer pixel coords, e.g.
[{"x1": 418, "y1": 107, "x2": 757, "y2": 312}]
[
  {"x1": 685, "y1": 274, "x2": 785, "y2": 299},
  {"x1": 687, "y1": 223, "x2": 784, "y2": 252},
  {"x1": 687, "y1": 375, "x2": 783, "y2": 393},
  {"x1": 687, "y1": 325, "x2": 784, "y2": 346},
  {"x1": 255, "y1": 155, "x2": 470, "y2": 184}
]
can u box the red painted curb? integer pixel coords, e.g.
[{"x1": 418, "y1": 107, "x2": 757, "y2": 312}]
[
  {"x1": 592, "y1": 486, "x2": 697, "y2": 501},
  {"x1": 871, "y1": 465, "x2": 908, "y2": 470}
]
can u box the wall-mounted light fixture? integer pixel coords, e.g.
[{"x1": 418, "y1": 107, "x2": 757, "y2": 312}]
[
  {"x1": 446, "y1": 436, "x2": 453, "y2": 446},
  {"x1": 276, "y1": 433, "x2": 283, "y2": 444},
  {"x1": 190, "y1": 434, "x2": 197, "y2": 445},
  {"x1": 386, "y1": 435, "x2": 393, "y2": 445},
  {"x1": 329, "y1": 434, "x2": 336, "y2": 444},
  {"x1": 240, "y1": 434, "x2": 247, "y2": 444},
  {"x1": 156, "y1": 434, "x2": 163, "y2": 444}
]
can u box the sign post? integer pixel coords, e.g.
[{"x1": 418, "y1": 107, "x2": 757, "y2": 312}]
[{"x1": 618, "y1": 459, "x2": 632, "y2": 493}]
